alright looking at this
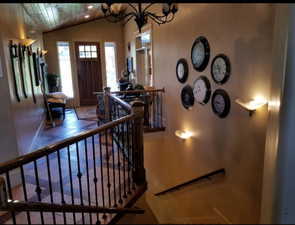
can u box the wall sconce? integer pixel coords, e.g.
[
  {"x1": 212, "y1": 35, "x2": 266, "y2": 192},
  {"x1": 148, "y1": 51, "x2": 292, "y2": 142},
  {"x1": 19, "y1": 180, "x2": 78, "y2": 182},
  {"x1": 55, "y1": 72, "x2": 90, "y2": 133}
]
[
  {"x1": 20, "y1": 38, "x2": 36, "y2": 47},
  {"x1": 235, "y1": 97, "x2": 268, "y2": 116},
  {"x1": 41, "y1": 50, "x2": 48, "y2": 56},
  {"x1": 175, "y1": 130, "x2": 193, "y2": 140}
]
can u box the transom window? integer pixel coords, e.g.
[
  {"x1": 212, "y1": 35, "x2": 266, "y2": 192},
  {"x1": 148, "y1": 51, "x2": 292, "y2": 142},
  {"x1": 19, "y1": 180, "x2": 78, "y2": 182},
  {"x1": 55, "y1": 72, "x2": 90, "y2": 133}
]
[{"x1": 79, "y1": 45, "x2": 97, "y2": 58}]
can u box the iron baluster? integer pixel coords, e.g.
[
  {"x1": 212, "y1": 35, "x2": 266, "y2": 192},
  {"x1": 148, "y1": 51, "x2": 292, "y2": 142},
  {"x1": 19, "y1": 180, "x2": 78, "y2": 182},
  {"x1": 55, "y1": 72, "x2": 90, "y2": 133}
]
[
  {"x1": 45, "y1": 155, "x2": 57, "y2": 225},
  {"x1": 20, "y1": 166, "x2": 31, "y2": 225},
  {"x1": 5, "y1": 172, "x2": 16, "y2": 225},
  {"x1": 91, "y1": 135, "x2": 100, "y2": 224},
  {"x1": 67, "y1": 146, "x2": 76, "y2": 224},
  {"x1": 33, "y1": 160, "x2": 44, "y2": 224},
  {"x1": 75, "y1": 142, "x2": 85, "y2": 225},
  {"x1": 84, "y1": 139, "x2": 93, "y2": 225}
]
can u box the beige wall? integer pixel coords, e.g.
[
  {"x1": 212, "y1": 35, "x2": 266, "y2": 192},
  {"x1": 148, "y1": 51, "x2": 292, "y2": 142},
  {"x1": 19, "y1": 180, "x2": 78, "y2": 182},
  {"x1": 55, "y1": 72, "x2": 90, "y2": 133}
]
[
  {"x1": 125, "y1": 4, "x2": 275, "y2": 224},
  {"x1": 43, "y1": 19, "x2": 125, "y2": 106},
  {"x1": 0, "y1": 4, "x2": 44, "y2": 157}
]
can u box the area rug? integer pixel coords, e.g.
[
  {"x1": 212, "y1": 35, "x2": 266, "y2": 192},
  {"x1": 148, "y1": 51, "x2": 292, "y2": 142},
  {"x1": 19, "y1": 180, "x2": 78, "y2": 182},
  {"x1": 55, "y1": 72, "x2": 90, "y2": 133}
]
[{"x1": 74, "y1": 105, "x2": 98, "y2": 121}]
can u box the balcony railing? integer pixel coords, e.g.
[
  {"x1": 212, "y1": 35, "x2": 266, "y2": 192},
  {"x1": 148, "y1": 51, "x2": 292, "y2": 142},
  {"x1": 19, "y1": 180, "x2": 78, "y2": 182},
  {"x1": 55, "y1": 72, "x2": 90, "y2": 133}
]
[
  {"x1": 0, "y1": 95, "x2": 147, "y2": 224},
  {"x1": 96, "y1": 88, "x2": 166, "y2": 132}
]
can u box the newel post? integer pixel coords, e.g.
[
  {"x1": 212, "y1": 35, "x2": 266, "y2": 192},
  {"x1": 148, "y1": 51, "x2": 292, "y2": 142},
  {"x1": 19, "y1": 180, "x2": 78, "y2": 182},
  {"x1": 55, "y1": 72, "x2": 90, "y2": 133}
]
[
  {"x1": 131, "y1": 99, "x2": 146, "y2": 185},
  {"x1": 104, "y1": 87, "x2": 111, "y2": 122}
]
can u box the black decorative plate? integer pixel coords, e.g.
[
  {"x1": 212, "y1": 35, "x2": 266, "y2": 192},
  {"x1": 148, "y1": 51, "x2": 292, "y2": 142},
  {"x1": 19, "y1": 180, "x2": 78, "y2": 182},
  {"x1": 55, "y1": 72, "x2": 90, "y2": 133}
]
[
  {"x1": 211, "y1": 89, "x2": 231, "y2": 118},
  {"x1": 176, "y1": 58, "x2": 189, "y2": 83},
  {"x1": 181, "y1": 85, "x2": 194, "y2": 109},
  {"x1": 211, "y1": 54, "x2": 231, "y2": 84},
  {"x1": 191, "y1": 36, "x2": 210, "y2": 72},
  {"x1": 193, "y1": 76, "x2": 211, "y2": 105}
]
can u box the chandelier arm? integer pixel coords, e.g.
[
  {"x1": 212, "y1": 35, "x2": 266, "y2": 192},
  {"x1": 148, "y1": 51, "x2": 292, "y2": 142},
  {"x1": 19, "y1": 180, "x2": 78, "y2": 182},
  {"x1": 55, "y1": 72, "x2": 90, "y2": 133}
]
[
  {"x1": 127, "y1": 3, "x2": 138, "y2": 13},
  {"x1": 120, "y1": 11, "x2": 136, "y2": 20},
  {"x1": 165, "y1": 14, "x2": 175, "y2": 23},
  {"x1": 123, "y1": 14, "x2": 135, "y2": 25},
  {"x1": 147, "y1": 14, "x2": 163, "y2": 25},
  {"x1": 103, "y1": 10, "x2": 134, "y2": 23},
  {"x1": 143, "y1": 3, "x2": 154, "y2": 13},
  {"x1": 146, "y1": 12, "x2": 167, "y2": 24},
  {"x1": 147, "y1": 11, "x2": 168, "y2": 21}
]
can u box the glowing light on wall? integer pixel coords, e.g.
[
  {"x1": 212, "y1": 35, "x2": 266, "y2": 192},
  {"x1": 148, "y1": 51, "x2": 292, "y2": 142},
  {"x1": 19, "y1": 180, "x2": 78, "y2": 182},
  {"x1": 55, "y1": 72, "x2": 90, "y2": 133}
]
[
  {"x1": 20, "y1": 38, "x2": 36, "y2": 46},
  {"x1": 41, "y1": 50, "x2": 48, "y2": 55},
  {"x1": 175, "y1": 130, "x2": 193, "y2": 139},
  {"x1": 235, "y1": 96, "x2": 268, "y2": 116}
]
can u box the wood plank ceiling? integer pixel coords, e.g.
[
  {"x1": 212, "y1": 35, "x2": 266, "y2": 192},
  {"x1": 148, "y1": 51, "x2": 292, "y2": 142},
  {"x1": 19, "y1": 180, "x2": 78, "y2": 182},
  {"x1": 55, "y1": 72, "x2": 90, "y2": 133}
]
[{"x1": 22, "y1": 3, "x2": 104, "y2": 33}]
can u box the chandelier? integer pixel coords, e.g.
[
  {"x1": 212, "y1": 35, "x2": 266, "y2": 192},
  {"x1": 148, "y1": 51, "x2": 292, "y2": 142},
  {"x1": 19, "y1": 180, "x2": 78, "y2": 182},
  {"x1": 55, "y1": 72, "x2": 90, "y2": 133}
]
[{"x1": 101, "y1": 3, "x2": 178, "y2": 32}]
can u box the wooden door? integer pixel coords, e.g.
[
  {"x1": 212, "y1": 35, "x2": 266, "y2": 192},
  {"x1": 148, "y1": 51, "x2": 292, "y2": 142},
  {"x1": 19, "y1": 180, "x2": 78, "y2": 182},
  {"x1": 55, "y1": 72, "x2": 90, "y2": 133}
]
[{"x1": 75, "y1": 42, "x2": 102, "y2": 106}]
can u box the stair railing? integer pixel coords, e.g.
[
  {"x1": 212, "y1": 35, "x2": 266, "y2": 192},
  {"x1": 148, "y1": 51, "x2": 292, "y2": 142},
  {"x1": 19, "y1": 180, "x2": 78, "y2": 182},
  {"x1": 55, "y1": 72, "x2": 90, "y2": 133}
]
[
  {"x1": 95, "y1": 87, "x2": 166, "y2": 132},
  {"x1": 0, "y1": 92, "x2": 146, "y2": 225}
]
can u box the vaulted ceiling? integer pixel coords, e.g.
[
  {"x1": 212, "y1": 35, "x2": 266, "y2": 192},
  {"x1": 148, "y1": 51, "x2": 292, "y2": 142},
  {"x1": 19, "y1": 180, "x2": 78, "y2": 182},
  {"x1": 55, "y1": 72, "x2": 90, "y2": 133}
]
[{"x1": 22, "y1": 3, "x2": 105, "y2": 33}]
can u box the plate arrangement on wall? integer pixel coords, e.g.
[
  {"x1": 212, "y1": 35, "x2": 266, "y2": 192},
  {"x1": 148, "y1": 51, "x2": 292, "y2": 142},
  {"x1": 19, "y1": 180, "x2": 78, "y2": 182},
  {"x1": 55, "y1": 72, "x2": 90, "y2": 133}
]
[
  {"x1": 176, "y1": 58, "x2": 189, "y2": 83},
  {"x1": 176, "y1": 35, "x2": 232, "y2": 119},
  {"x1": 181, "y1": 85, "x2": 194, "y2": 110}
]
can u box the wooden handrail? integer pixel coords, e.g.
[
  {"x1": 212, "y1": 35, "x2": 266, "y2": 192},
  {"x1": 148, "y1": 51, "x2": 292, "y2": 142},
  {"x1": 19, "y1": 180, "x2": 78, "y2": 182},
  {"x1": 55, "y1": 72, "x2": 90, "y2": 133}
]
[
  {"x1": 110, "y1": 94, "x2": 132, "y2": 112},
  {"x1": 0, "y1": 201, "x2": 144, "y2": 214},
  {"x1": 0, "y1": 114, "x2": 136, "y2": 174},
  {"x1": 154, "y1": 169, "x2": 226, "y2": 196},
  {"x1": 94, "y1": 88, "x2": 165, "y2": 95}
]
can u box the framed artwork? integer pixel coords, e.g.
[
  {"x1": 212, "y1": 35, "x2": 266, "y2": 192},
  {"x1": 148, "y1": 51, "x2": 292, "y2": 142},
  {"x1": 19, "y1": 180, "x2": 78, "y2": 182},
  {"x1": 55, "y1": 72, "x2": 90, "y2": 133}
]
[
  {"x1": 9, "y1": 41, "x2": 21, "y2": 102},
  {"x1": 32, "y1": 52, "x2": 41, "y2": 86},
  {"x1": 26, "y1": 46, "x2": 36, "y2": 103}
]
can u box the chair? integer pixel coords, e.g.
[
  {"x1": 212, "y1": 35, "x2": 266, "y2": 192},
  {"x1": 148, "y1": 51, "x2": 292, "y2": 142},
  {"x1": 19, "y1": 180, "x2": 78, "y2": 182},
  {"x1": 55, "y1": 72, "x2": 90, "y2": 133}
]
[{"x1": 46, "y1": 92, "x2": 68, "y2": 120}]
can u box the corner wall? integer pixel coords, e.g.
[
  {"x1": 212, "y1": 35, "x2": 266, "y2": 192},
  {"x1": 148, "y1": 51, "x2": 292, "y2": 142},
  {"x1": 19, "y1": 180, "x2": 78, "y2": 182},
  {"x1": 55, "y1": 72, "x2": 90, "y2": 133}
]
[{"x1": 124, "y1": 4, "x2": 275, "y2": 223}]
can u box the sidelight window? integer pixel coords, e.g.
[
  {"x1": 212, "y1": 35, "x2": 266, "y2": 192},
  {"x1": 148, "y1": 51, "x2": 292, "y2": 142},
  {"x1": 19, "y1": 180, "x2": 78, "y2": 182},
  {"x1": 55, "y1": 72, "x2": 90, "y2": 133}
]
[
  {"x1": 57, "y1": 41, "x2": 74, "y2": 98},
  {"x1": 104, "y1": 42, "x2": 118, "y2": 91}
]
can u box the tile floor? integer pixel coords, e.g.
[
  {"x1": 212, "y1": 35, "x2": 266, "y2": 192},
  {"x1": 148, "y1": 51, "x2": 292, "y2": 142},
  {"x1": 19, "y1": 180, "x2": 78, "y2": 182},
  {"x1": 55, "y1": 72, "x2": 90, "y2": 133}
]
[{"x1": 1, "y1": 109, "x2": 140, "y2": 224}]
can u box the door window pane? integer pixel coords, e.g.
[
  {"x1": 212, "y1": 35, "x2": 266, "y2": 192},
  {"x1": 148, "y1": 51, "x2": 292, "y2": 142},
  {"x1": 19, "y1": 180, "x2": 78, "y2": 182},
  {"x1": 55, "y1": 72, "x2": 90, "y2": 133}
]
[
  {"x1": 91, "y1": 45, "x2": 97, "y2": 51},
  {"x1": 79, "y1": 45, "x2": 84, "y2": 52},
  {"x1": 85, "y1": 45, "x2": 91, "y2": 51},
  {"x1": 86, "y1": 52, "x2": 91, "y2": 58},
  {"x1": 79, "y1": 51, "x2": 85, "y2": 58},
  {"x1": 91, "y1": 51, "x2": 97, "y2": 58}
]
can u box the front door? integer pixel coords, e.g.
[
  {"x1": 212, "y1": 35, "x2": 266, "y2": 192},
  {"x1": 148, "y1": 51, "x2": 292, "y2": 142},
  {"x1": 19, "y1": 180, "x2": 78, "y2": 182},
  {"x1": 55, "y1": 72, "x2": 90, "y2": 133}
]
[{"x1": 75, "y1": 42, "x2": 102, "y2": 106}]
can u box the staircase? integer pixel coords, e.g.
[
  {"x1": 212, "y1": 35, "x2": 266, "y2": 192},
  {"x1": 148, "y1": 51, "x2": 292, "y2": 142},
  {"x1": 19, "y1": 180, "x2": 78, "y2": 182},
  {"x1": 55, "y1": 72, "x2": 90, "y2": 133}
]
[{"x1": 0, "y1": 91, "x2": 153, "y2": 224}]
